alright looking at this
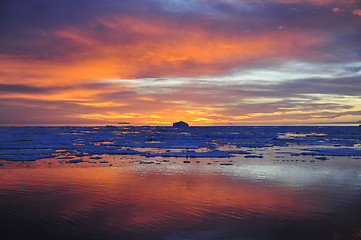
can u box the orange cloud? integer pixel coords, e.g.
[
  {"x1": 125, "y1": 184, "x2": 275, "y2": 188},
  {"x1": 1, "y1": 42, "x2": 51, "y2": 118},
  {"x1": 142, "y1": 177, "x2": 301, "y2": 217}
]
[
  {"x1": 1, "y1": 8, "x2": 359, "y2": 126},
  {"x1": 0, "y1": 15, "x2": 321, "y2": 90}
]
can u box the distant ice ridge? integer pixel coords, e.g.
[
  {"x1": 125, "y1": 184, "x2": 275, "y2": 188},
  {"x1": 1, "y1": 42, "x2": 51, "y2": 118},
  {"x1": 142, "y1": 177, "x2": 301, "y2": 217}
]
[{"x1": 0, "y1": 126, "x2": 360, "y2": 161}]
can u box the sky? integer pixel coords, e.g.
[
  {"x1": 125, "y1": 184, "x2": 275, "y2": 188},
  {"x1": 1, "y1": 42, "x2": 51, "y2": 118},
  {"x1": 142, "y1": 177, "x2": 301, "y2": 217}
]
[{"x1": 0, "y1": 0, "x2": 360, "y2": 126}]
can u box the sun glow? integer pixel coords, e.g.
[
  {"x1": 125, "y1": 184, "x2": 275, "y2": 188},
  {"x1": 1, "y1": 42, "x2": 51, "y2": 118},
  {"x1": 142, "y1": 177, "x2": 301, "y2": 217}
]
[{"x1": 1, "y1": 0, "x2": 360, "y2": 125}]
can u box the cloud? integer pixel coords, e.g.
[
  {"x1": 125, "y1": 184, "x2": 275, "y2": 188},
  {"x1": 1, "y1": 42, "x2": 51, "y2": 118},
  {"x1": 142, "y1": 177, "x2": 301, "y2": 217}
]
[
  {"x1": 1, "y1": 75, "x2": 360, "y2": 125},
  {"x1": 251, "y1": 0, "x2": 356, "y2": 5},
  {"x1": 0, "y1": 84, "x2": 45, "y2": 93},
  {"x1": 352, "y1": 9, "x2": 361, "y2": 16},
  {"x1": 267, "y1": 76, "x2": 361, "y2": 96},
  {"x1": 0, "y1": 0, "x2": 361, "y2": 125},
  {"x1": 0, "y1": 12, "x2": 324, "y2": 84}
]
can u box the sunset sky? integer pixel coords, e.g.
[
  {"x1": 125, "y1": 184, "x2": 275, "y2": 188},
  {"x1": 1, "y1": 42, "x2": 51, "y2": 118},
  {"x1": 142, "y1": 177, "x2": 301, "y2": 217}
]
[{"x1": 1, "y1": 0, "x2": 360, "y2": 126}]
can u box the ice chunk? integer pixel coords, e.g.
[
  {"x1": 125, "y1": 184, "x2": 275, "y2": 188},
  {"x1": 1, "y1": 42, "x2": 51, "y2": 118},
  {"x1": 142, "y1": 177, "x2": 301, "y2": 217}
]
[
  {"x1": 229, "y1": 150, "x2": 250, "y2": 155},
  {"x1": 0, "y1": 149, "x2": 56, "y2": 155},
  {"x1": 173, "y1": 121, "x2": 189, "y2": 128},
  {"x1": 244, "y1": 155, "x2": 264, "y2": 158},
  {"x1": 301, "y1": 148, "x2": 361, "y2": 156},
  {"x1": 139, "y1": 161, "x2": 155, "y2": 164},
  {"x1": 66, "y1": 159, "x2": 84, "y2": 163},
  {"x1": 57, "y1": 156, "x2": 74, "y2": 159},
  {"x1": 75, "y1": 153, "x2": 93, "y2": 157},
  {"x1": 0, "y1": 154, "x2": 55, "y2": 161},
  {"x1": 101, "y1": 148, "x2": 145, "y2": 155},
  {"x1": 144, "y1": 150, "x2": 234, "y2": 158}
]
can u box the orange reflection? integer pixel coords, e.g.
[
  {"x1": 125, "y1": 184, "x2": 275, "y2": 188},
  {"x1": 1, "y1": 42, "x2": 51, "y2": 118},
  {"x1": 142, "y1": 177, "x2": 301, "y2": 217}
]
[{"x1": 0, "y1": 166, "x2": 312, "y2": 230}]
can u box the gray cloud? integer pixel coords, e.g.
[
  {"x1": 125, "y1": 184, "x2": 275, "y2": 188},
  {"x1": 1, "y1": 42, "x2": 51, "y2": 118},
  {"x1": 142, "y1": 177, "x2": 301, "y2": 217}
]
[{"x1": 0, "y1": 84, "x2": 45, "y2": 93}]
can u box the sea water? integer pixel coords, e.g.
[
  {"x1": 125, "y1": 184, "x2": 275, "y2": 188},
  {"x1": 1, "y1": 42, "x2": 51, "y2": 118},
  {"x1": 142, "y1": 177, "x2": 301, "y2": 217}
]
[{"x1": 0, "y1": 126, "x2": 361, "y2": 239}]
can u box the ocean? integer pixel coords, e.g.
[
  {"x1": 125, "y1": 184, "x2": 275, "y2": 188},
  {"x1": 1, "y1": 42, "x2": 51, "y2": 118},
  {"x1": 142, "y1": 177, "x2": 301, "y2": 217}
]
[{"x1": 0, "y1": 126, "x2": 361, "y2": 239}]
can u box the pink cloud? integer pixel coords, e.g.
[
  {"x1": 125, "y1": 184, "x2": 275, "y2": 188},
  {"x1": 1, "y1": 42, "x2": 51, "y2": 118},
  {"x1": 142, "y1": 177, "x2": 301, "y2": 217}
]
[{"x1": 352, "y1": 9, "x2": 361, "y2": 16}]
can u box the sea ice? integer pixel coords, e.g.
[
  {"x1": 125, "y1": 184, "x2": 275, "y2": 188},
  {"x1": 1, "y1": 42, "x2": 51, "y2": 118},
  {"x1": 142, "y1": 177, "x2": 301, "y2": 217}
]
[
  {"x1": 144, "y1": 150, "x2": 235, "y2": 158},
  {"x1": 57, "y1": 156, "x2": 75, "y2": 159},
  {"x1": 0, "y1": 126, "x2": 360, "y2": 163},
  {"x1": 244, "y1": 155, "x2": 264, "y2": 158},
  {"x1": 301, "y1": 148, "x2": 361, "y2": 156},
  {"x1": 66, "y1": 159, "x2": 85, "y2": 163},
  {"x1": 0, "y1": 154, "x2": 55, "y2": 161}
]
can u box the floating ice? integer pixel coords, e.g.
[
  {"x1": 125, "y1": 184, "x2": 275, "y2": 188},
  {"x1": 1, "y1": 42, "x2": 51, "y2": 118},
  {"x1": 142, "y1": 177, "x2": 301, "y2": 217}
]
[
  {"x1": 0, "y1": 154, "x2": 55, "y2": 161},
  {"x1": 75, "y1": 153, "x2": 93, "y2": 157},
  {"x1": 301, "y1": 148, "x2": 361, "y2": 156},
  {"x1": 0, "y1": 126, "x2": 360, "y2": 163},
  {"x1": 244, "y1": 155, "x2": 264, "y2": 158},
  {"x1": 139, "y1": 161, "x2": 155, "y2": 164},
  {"x1": 66, "y1": 159, "x2": 85, "y2": 163},
  {"x1": 0, "y1": 149, "x2": 56, "y2": 155},
  {"x1": 145, "y1": 150, "x2": 235, "y2": 158},
  {"x1": 113, "y1": 140, "x2": 209, "y2": 149}
]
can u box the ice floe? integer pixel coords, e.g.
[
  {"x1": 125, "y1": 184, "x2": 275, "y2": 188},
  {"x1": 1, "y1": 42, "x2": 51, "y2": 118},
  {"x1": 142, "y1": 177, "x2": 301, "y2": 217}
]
[
  {"x1": 301, "y1": 148, "x2": 361, "y2": 156},
  {"x1": 144, "y1": 150, "x2": 236, "y2": 158},
  {"x1": 244, "y1": 155, "x2": 264, "y2": 158},
  {"x1": 66, "y1": 159, "x2": 85, "y2": 163}
]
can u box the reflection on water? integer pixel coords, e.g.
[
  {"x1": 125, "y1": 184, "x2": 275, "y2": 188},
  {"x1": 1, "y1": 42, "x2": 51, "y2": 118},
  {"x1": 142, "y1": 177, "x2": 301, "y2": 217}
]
[{"x1": 1, "y1": 164, "x2": 361, "y2": 240}]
